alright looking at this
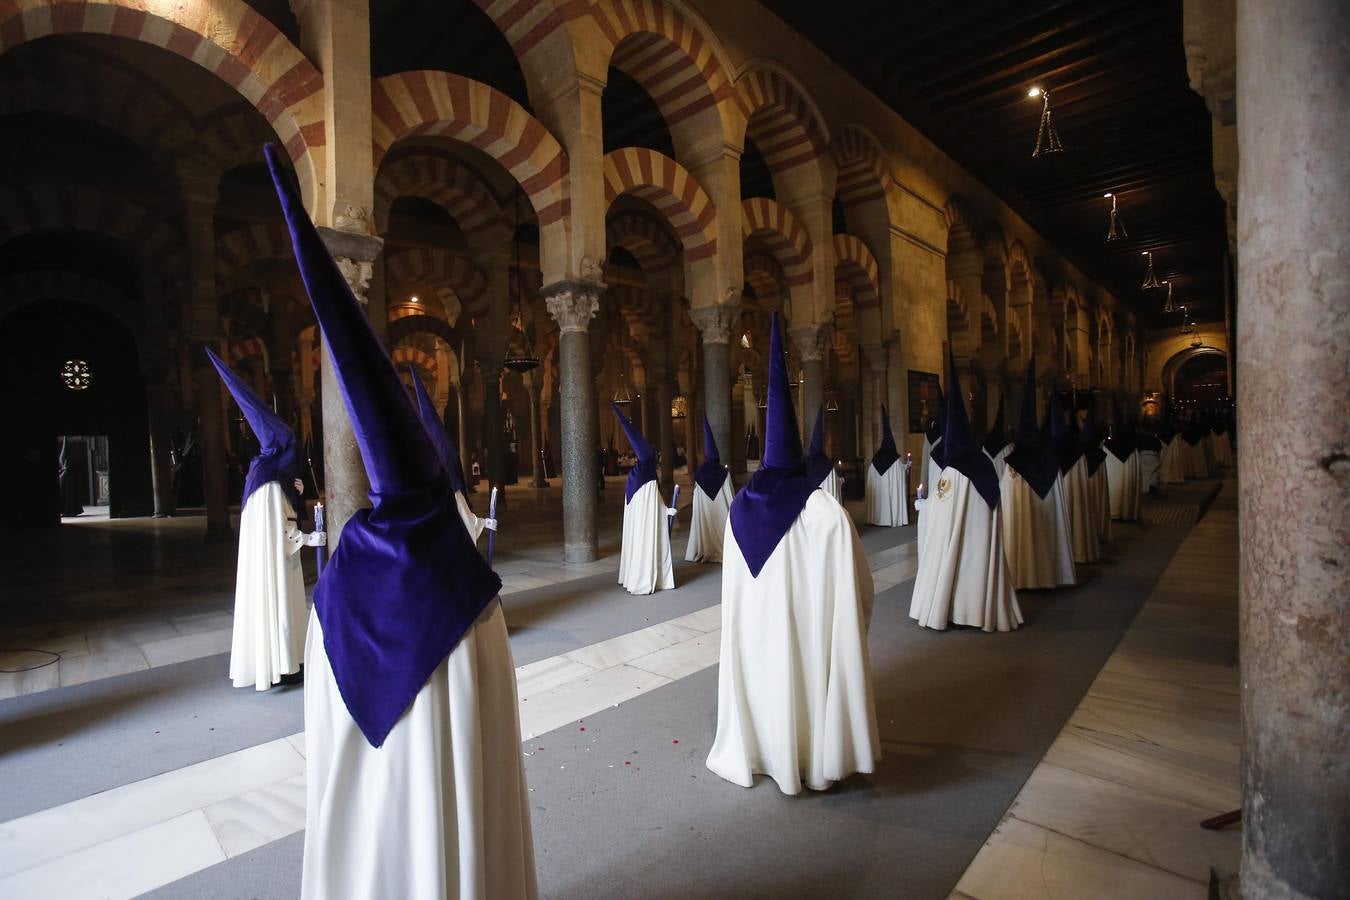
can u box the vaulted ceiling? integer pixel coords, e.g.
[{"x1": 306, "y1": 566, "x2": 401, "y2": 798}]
[{"x1": 761, "y1": 0, "x2": 1228, "y2": 325}]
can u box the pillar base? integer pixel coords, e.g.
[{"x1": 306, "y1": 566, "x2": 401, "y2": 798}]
[
  {"x1": 202, "y1": 521, "x2": 233, "y2": 543},
  {"x1": 563, "y1": 542, "x2": 597, "y2": 564}
]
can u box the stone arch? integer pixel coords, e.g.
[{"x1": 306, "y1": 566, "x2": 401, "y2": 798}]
[
  {"x1": 832, "y1": 234, "x2": 879, "y2": 309},
  {"x1": 217, "y1": 223, "x2": 291, "y2": 288},
  {"x1": 0, "y1": 0, "x2": 325, "y2": 207},
  {"x1": 741, "y1": 198, "x2": 812, "y2": 288},
  {"x1": 606, "y1": 210, "x2": 680, "y2": 275},
  {"x1": 1161, "y1": 345, "x2": 1227, "y2": 397},
  {"x1": 0, "y1": 270, "x2": 143, "y2": 342},
  {"x1": 387, "y1": 312, "x2": 460, "y2": 348},
  {"x1": 735, "y1": 60, "x2": 829, "y2": 198},
  {"x1": 744, "y1": 252, "x2": 785, "y2": 310},
  {"x1": 374, "y1": 151, "x2": 505, "y2": 236},
  {"x1": 465, "y1": 0, "x2": 575, "y2": 103},
  {"x1": 0, "y1": 184, "x2": 184, "y2": 274},
  {"x1": 590, "y1": 0, "x2": 737, "y2": 157},
  {"x1": 385, "y1": 248, "x2": 489, "y2": 321},
  {"x1": 833, "y1": 123, "x2": 891, "y2": 208},
  {"x1": 371, "y1": 70, "x2": 567, "y2": 281}
]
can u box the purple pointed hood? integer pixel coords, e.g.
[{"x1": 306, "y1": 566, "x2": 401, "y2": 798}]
[
  {"x1": 1003, "y1": 356, "x2": 1060, "y2": 498},
  {"x1": 805, "y1": 405, "x2": 834, "y2": 487},
  {"x1": 611, "y1": 401, "x2": 657, "y2": 503},
  {"x1": 203, "y1": 346, "x2": 302, "y2": 512},
  {"x1": 1050, "y1": 393, "x2": 1084, "y2": 474},
  {"x1": 263, "y1": 144, "x2": 500, "y2": 749},
  {"x1": 873, "y1": 404, "x2": 901, "y2": 475},
  {"x1": 694, "y1": 414, "x2": 727, "y2": 500},
  {"x1": 983, "y1": 395, "x2": 1009, "y2": 457},
  {"x1": 937, "y1": 350, "x2": 1000, "y2": 508},
  {"x1": 406, "y1": 364, "x2": 467, "y2": 496},
  {"x1": 729, "y1": 312, "x2": 820, "y2": 577},
  {"x1": 1107, "y1": 398, "x2": 1138, "y2": 459},
  {"x1": 925, "y1": 389, "x2": 945, "y2": 444},
  {"x1": 1081, "y1": 407, "x2": 1107, "y2": 476}
]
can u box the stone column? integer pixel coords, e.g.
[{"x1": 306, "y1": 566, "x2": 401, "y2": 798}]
[
  {"x1": 317, "y1": 229, "x2": 382, "y2": 547},
  {"x1": 145, "y1": 364, "x2": 176, "y2": 518},
  {"x1": 1236, "y1": 2, "x2": 1350, "y2": 898},
  {"x1": 689, "y1": 301, "x2": 739, "y2": 465},
  {"x1": 654, "y1": 363, "x2": 675, "y2": 492},
  {"x1": 523, "y1": 370, "x2": 547, "y2": 487},
  {"x1": 479, "y1": 356, "x2": 504, "y2": 495},
  {"x1": 455, "y1": 379, "x2": 474, "y2": 493},
  {"x1": 545, "y1": 279, "x2": 603, "y2": 561},
  {"x1": 792, "y1": 322, "x2": 829, "y2": 441}
]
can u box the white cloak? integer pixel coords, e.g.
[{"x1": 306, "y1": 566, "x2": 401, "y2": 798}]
[
  {"x1": 685, "y1": 477, "x2": 733, "y2": 563},
  {"x1": 1138, "y1": 449, "x2": 1160, "y2": 493},
  {"x1": 1158, "y1": 438, "x2": 1187, "y2": 484},
  {"x1": 455, "y1": 492, "x2": 488, "y2": 544},
  {"x1": 989, "y1": 444, "x2": 1013, "y2": 480},
  {"x1": 865, "y1": 462, "x2": 909, "y2": 526},
  {"x1": 1212, "y1": 432, "x2": 1235, "y2": 467},
  {"x1": 301, "y1": 602, "x2": 537, "y2": 900},
  {"x1": 1062, "y1": 458, "x2": 1100, "y2": 564},
  {"x1": 1184, "y1": 440, "x2": 1211, "y2": 479},
  {"x1": 229, "y1": 481, "x2": 309, "y2": 691},
  {"x1": 910, "y1": 467, "x2": 1022, "y2": 632},
  {"x1": 707, "y1": 490, "x2": 880, "y2": 794},
  {"x1": 1107, "y1": 451, "x2": 1142, "y2": 520},
  {"x1": 618, "y1": 479, "x2": 675, "y2": 594},
  {"x1": 999, "y1": 468, "x2": 1077, "y2": 590}
]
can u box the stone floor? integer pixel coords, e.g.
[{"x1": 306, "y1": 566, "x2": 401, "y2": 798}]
[{"x1": 951, "y1": 481, "x2": 1241, "y2": 900}]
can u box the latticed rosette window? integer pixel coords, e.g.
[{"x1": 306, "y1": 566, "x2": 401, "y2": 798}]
[{"x1": 61, "y1": 359, "x2": 92, "y2": 391}]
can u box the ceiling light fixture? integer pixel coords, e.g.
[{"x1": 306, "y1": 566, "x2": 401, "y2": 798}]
[
  {"x1": 1163, "y1": 280, "x2": 1176, "y2": 313},
  {"x1": 1104, "y1": 192, "x2": 1127, "y2": 242},
  {"x1": 1140, "y1": 251, "x2": 1161, "y2": 289},
  {"x1": 1030, "y1": 86, "x2": 1064, "y2": 157}
]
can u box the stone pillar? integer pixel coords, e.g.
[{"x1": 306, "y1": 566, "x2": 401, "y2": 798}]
[
  {"x1": 525, "y1": 370, "x2": 548, "y2": 487},
  {"x1": 689, "y1": 302, "x2": 739, "y2": 465},
  {"x1": 1236, "y1": 3, "x2": 1350, "y2": 898},
  {"x1": 545, "y1": 279, "x2": 603, "y2": 561},
  {"x1": 317, "y1": 229, "x2": 382, "y2": 548},
  {"x1": 655, "y1": 363, "x2": 675, "y2": 492},
  {"x1": 792, "y1": 322, "x2": 829, "y2": 441},
  {"x1": 145, "y1": 364, "x2": 176, "y2": 518},
  {"x1": 479, "y1": 356, "x2": 504, "y2": 494},
  {"x1": 455, "y1": 380, "x2": 474, "y2": 493}
]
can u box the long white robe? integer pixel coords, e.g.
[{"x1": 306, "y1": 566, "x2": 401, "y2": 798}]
[
  {"x1": 910, "y1": 467, "x2": 1022, "y2": 632},
  {"x1": 455, "y1": 492, "x2": 488, "y2": 544},
  {"x1": 618, "y1": 480, "x2": 675, "y2": 594},
  {"x1": 989, "y1": 445, "x2": 1013, "y2": 480},
  {"x1": 1062, "y1": 458, "x2": 1100, "y2": 564},
  {"x1": 685, "y1": 478, "x2": 733, "y2": 562},
  {"x1": 1138, "y1": 449, "x2": 1160, "y2": 493},
  {"x1": 999, "y1": 469, "x2": 1077, "y2": 589},
  {"x1": 1107, "y1": 451, "x2": 1143, "y2": 520},
  {"x1": 865, "y1": 462, "x2": 909, "y2": 526},
  {"x1": 707, "y1": 491, "x2": 880, "y2": 795},
  {"x1": 301, "y1": 600, "x2": 537, "y2": 900},
  {"x1": 1212, "y1": 432, "x2": 1235, "y2": 467},
  {"x1": 1158, "y1": 438, "x2": 1187, "y2": 484},
  {"x1": 229, "y1": 481, "x2": 309, "y2": 691},
  {"x1": 1183, "y1": 439, "x2": 1211, "y2": 478}
]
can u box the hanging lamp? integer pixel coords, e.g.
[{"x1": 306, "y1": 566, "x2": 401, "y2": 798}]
[
  {"x1": 1163, "y1": 280, "x2": 1176, "y2": 313},
  {"x1": 1141, "y1": 251, "x2": 1161, "y2": 289},
  {"x1": 1028, "y1": 86, "x2": 1064, "y2": 157},
  {"x1": 1104, "y1": 193, "x2": 1127, "y2": 242},
  {"x1": 612, "y1": 369, "x2": 633, "y2": 407}
]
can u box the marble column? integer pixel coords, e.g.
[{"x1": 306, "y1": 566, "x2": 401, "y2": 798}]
[
  {"x1": 480, "y1": 356, "x2": 504, "y2": 495},
  {"x1": 317, "y1": 228, "x2": 382, "y2": 548},
  {"x1": 689, "y1": 301, "x2": 739, "y2": 466},
  {"x1": 145, "y1": 364, "x2": 176, "y2": 518},
  {"x1": 792, "y1": 322, "x2": 829, "y2": 441},
  {"x1": 655, "y1": 364, "x2": 675, "y2": 492},
  {"x1": 545, "y1": 279, "x2": 603, "y2": 562},
  {"x1": 525, "y1": 370, "x2": 548, "y2": 487},
  {"x1": 1236, "y1": 2, "x2": 1350, "y2": 897}
]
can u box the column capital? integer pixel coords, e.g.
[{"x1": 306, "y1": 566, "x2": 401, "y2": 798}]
[
  {"x1": 319, "y1": 227, "x2": 383, "y2": 303},
  {"x1": 543, "y1": 278, "x2": 604, "y2": 333},
  {"x1": 860, "y1": 341, "x2": 887, "y2": 374},
  {"x1": 790, "y1": 321, "x2": 833, "y2": 364},
  {"x1": 689, "y1": 301, "x2": 741, "y2": 345}
]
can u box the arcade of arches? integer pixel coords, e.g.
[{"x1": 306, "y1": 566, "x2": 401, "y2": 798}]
[{"x1": 0, "y1": 1, "x2": 1346, "y2": 899}]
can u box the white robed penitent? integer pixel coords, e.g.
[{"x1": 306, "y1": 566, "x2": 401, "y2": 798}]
[
  {"x1": 261, "y1": 145, "x2": 537, "y2": 900},
  {"x1": 999, "y1": 468, "x2": 1077, "y2": 589},
  {"x1": 687, "y1": 416, "x2": 734, "y2": 563},
  {"x1": 1048, "y1": 398, "x2": 1098, "y2": 565},
  {"x1": 909, "y1": 354, "x2": 1021, "y2": 632},
  {"x1": 613, "y1": 403, "x2": 675, "y2": 594},
  {"x1": 708, "y1": 312, "x2": 879, "y2": 795},
  {"x1": 1158, "y1": 432, "x2": 1186, "y2": 484},
  {"x1": 864, "y1": 405, "x2": 909, "y2": 526},
  {"x1": 202, "y1": 346, "x2": 318, "y2": 692},
  {"x1": 1106, "y1": 448, "x2": 1142, "y2": 520}
]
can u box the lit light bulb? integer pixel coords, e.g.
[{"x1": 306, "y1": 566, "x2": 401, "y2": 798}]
[
  {"x1": 1027, "y1": 86, "x2": 1042, "y2": 98},
  {"x1": 1103, "y1": 192, "x2": 1114, "y2": 199},
  {"x1": 410, "y1": 295, "x2": 419, "y2": 303}
]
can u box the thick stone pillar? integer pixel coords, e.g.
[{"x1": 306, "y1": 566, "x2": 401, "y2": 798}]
[
  {"x1": 545, "y1": 279, "x2": 603, "y2": 561},
  {"x1": 317, "y1": 230, "x2": 382, "y2": 547},
  {"x1": 480, "y1": 356, "x2": 504, "y2": 493},
  {"x1": 792, "y1": 322, "x2": 829, "y2": 441},
  {"x1": 654, "y1": 364, "x2": 675, "y2": 492},
  {"x1": 145, "y1": 365, "x2": 176, "y2": 518},
  {"x1": 524, "y1": 371, "x2": 548, "y2": 488},
  {"x1": 1236, "y1": 2, "x2": 1350, "y2": 898},
  {"x1": 689, "y1": 302, "x2": 739, "y2": 465}
]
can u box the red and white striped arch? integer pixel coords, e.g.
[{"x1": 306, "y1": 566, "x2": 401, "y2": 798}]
[
  {"x1": 603, "y1": 147, "x2": 717, "y2": 263},
  {"x1": 741, "y1": 198, "x2": 812, "y2": 288},
  {"x1": 736, "y1": 61, "x2": 828, "y2": 179},
  {"x1": 606, "y1": 211, "x2": 680, "y2": 275},
  {"x1": 832, "y1": 234, "x2": 879, "y2": 309},
  {"x1": 385, "y1": 248, "x2": 490, "y2": 321},
  {"x1": 0, "y1": 0, "x2": 325, "y2": 206},
  {"x1": 374, "y1": 152, "x2": 505, "y2": 236},
  {"x1": 832, "y1": 123, "x2": 891, "y2": 209}
]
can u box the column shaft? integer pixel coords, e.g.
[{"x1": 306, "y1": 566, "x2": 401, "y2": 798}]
[
  {"x1": 546, "y1": 281, "x2": 602, "y2": 562},
  {"x1": 1237, "y1": 2, "x2": 1350, "y2": 897}
]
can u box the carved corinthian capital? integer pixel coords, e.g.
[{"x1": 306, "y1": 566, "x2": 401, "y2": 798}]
[
  {"x1": 688, "y1": 302, "x2": 740, "y2": 345},
  {"x1": 543, "y1": 279, "x2": 604, "y2": 334},
  {"x1": 318, "y1": 227, "x2": 383, "y2": 304},
  {"x1": 790, "y1": 320, "x2": 833, "y2": 364}
]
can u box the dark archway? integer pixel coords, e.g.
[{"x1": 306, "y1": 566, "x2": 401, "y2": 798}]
[{"x1": 0, "y1": 301, "x2": 151, "y2": 528}]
